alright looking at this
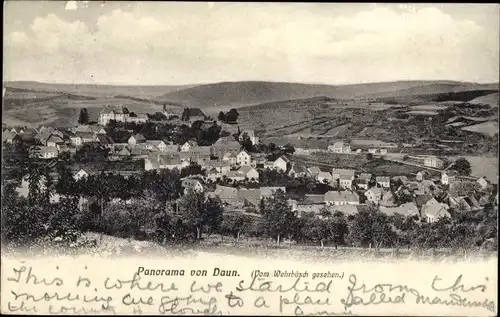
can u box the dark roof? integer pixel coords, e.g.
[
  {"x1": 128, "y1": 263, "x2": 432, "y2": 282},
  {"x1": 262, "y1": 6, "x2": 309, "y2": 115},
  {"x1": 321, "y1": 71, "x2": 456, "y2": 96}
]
[{"x1": 187, "y1": 108, "x2": 206, "y2": 118}]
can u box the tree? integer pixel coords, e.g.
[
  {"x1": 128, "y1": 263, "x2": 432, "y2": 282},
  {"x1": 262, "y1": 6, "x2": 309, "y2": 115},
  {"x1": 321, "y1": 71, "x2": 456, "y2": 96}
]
[
  {"x1": 225, "y1": 108, "x2": 239, "y2": 123},
  {"x1": 218, "y1": 111, "x2": 226, "y2": 122},
  {"x1": 451, "y1": 157, "x2": 472, "y2": 176},
  {"x1": 181, "y1": 108, "x2": 190, "y2": 121},
  {"x1": 283, "y1": 143, "x2": 295, "y2": 155},
  {"x1": 78, "y1": 108, "x2": 89, "y2": 125},
  {"x1": 366, "y1": 153, "x2": 374, "y2": 160},
  {"x1": 177, "y1": 189, "x2": 207, "y2": 240},
  {"x1": 261, "y1": 189, "x2": 296, "y2": 245},
  {"x1": 181, "y1": 163, "x2": 204, "y2": 178},
  {"x1": 240, "y1": 132, "x2": 253, "y2": 152},
  {"x1": 222, "y1": 213, "x2": 253, "y2": 240}
]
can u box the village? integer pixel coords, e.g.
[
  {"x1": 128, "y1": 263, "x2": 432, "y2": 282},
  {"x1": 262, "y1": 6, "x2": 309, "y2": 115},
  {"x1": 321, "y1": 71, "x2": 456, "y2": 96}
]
[{"x1": 2, "y1": 106, "x2": 498, "y2": 232}]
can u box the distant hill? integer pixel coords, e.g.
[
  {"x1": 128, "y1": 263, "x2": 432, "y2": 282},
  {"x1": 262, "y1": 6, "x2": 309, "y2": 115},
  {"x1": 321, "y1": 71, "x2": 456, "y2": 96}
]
[
  {"x1": 156, "y1": 80, "x2": 499, "y2": 109},
  {"x1": 4, "y1": 81, "x2": 197, "y2": 99}
]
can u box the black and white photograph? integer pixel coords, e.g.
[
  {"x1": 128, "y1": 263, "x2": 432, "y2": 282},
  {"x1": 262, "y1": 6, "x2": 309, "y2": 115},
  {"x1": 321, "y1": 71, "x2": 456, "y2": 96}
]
[{"x1": 1, "y1": 2, "x2": 498, "y2": 316}]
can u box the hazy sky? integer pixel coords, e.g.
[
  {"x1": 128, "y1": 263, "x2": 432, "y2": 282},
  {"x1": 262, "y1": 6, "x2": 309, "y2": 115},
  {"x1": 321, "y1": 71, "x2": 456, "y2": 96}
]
[{"x1": 3, "y1": 2, "x2": 499, "y2": 85}]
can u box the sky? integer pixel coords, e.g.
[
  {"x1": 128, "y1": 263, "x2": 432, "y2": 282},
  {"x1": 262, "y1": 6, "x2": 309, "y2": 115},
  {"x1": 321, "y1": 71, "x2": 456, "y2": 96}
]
[{"x1": 3, "y1": 2, "x2": 500, "y2": 86}]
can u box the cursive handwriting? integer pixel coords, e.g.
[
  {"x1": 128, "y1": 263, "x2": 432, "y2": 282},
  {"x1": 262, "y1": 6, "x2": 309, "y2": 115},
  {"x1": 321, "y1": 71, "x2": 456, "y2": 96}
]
[
  {"x1": 432, "y1": 274, "x2": 487, "y2": 293},
  {"x1": 341, "y1": 274, "x2": 496, "y2": 313},
  {"x1": 236, "y1": 276, "x2": 333, "y2": 294}
]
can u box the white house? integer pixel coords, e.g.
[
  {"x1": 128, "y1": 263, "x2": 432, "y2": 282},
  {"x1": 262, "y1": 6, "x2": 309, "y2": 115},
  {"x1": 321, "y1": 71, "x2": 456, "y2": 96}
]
[
  {"x1": 273, "y1": 156, "x2": 291, "y2": 173},
  {"x1": 222, "y1": 152, "x2": 238, "y2": 166},
  {"x1": 181, "y1": 178, "x2": 205, "y2": 194},
  {"x1": 181, "y1": 140, "x2": 198, "y2": 152},
  {"x1": 38, "y1": 146, "x2": 58, "y2": 159},
  {"x1": 328, "y1": 141, "x2": 351, "y2": 154},
  {"x1": 128, "y1": 134, "x2": 146, "y2": 146},
  {"x1": 332, "y1": 169, "x2": 355, "y2": 189},
  {"x1": 424, "y1": 156, "x2": 444, "y2": 169},
  {"x1": 145, "y1": 140, "x2": 167, "y2": 152},
  {"x1": 376, "y1": 176, "x2": 391, "y2": 188},
  {"x1": 441, "y1": 170, "x2": 459, "y2": 185},
  {"x1": 238, "y1": 166, "x2": 259, "y2": 182},
  {"x1": 70, "y1": 135, "x2": 82, "y2": 147},
  {"x1": 477, "y1": 177, "x2": 490, "y2": 190},
  {"x1": 237, "y1": 150, "x2": 252, "y2": 166},
  {"x1": 324, "y1": 190, "x2": 359, "y2": 205},
  {"x1": 317, "y1": 171, "x2": 333, "y2": 184},
  {"x1": 422, "y1": 198, "x2": 451, "y2": 223},
  {"x1": 99, "y1": 105, "x2": 130, "y2": 126},
  {"x1": 73, "y1": 169, "x2": 89, "y2": 181},
  {"x1": 365, "y1": 187, "x2": 383, "y2": 203}
]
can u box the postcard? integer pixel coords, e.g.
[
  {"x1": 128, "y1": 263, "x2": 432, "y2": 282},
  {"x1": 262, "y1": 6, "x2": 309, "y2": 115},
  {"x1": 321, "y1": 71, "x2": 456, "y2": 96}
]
[{"x1": 1, "y1": 1, "x2": 498, "y2": 316}]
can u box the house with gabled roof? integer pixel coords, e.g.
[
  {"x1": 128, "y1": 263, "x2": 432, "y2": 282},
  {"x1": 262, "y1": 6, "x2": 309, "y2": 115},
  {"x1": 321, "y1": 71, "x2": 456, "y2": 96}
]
[
  {"x1": 273, "y1": 156, "x2": 291, "y2": 173},
  {"x1": 477, "y1": 177, "x2": 491, "y2": 190},
  {"x1": 73, "y1": 168, "x2": 89, "y2": 181},
  {"x1": 222, "y1": 152, "x2": 238, "y2": 166},
  {"x1": 260, "y1": 187, "x2": 286, "y2": 199},
  {"x1": 238, "y1": 166, "x2": 259, "y2": 182},
  {"x1": 307, "y1": 166, "x2": 321, "y2": 178},
  {"x1": 380, "y1": 202, "x2": 419, "y2": 218},
  {"x1": 416, "y1": 170, "x2": 430, "y2": 182},
  {"x1": 441, "y1": 170, "x2": 460, "y2": 185},
  {"x1": 211, "y1": 137, "x2": 241, "y2": 158},
  {"x1": 181, "y1": 140, "x2": 198, "y2": 152},
  {"x1": 376, "y1": 176, "x2": 391, "y2": 188},
  {"x1": 328, "y1": 140, "x2": 351, "y2": 154},
  {"x1": 365, "y1": 187, "x2": 383, "y2": 203},
  {"x1": 317, "y1": 171, "x2": 333, "y2": 184},
  {"x1": 128, "y1": 134, "x2": 146, "y2": 146},
  {"x1": 237, "y1": 150, "x2": 252, "y2": 166},
  {"x1": 288, "y1": 163, "x2": 308, "y2": 178},
  {"x1": 422, "y1": 198, "x2": 451, "y2": 223},
  {"x1": 145, "y1": 140, "x2": 167, "y2": 152},
  {"x1": 324, "y1": 190, "x2": 359, "y2": 206},
  {"x1": 37, "y1": 146, "x2": 58, "y2": 159}
]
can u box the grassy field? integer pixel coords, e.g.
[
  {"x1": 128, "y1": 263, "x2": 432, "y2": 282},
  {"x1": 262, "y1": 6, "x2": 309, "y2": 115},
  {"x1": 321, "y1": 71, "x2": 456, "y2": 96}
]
[
  {"x1": 461, "y1": 122, "x2": 499, "y2": 137},
  {"x1": 3, "y1": 232, "x2": 495, "y2": 263}
]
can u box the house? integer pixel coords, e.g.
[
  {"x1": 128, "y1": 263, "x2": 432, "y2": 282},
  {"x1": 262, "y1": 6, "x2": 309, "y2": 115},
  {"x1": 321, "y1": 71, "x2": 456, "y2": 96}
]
[
  {"x1": 331, "y1": 169, "x2": 355, "y2": 189},
  {"x1": 365, "y1": 187, "x2": 383, "y2": 203},
  {"x1": 117, "y1": 147, "x2": 131, "y2": 157},
  {"x1": 234, "y1": 188, "x2": 260, "y2": 207},
  {"x1": 163, "y1": 144, "x2": 180, "y2": 153},
  {"x1": 181, "y1": 140, "x2": 198, "y2": 152},
  {"x1": 77, "y1": 132, "x2": 98, "y2": 143},
  {"x1": 273, "y1": 156, "x2": 291, "y2": 173},
  {"x1": 239, "y1": 129, "x2": 260, "y2": 145},
  {"x1": 477, "y1": 177, "x2": 490, "y2": 190},
  {"x1": 46, "y1": 134, "x2": 65, "y2": 148},
  {"x1": 250, "y1": 153, "x2": 267, "y2": 169},
  {"x1": 289, "y1": 198, "x2": 326, "y2": 217},
  {"x1": 145, "y1": 153, "x2": 183, "y2": 171},
  {"x1": 222, "y1": 152, "x2": 238, "y2": 166},
  {"x1": 326, "y1": 205, "x2": 359, "y2": 217},
  {"x1": 441, "y1": 170, "x2": 459, "y2": 185},
  {"x1": 414, "y1": 194, "x2": 433, "y2": 210},
  {"x1": 183, "y1": 108, "x2": 207, "y2": 123},
  {"x1": 226, "y1": 170, "x2": 246, "y2": 183},
  {"x1": 238, "y1": 166, "x2": 259, "y2": 182},
  {"x1": 356, "y1": 178, "x2": 370, "y2": 190},
  {"x1": 328, "y1": 140, "x2": 351, "y2": 154},
  {"x1": 416, "y1": 170, "x2": 430, "y2": 181},
  {"x1": 127, "y1": 114, "x2": 149, "y2": 124},
  {"x1": 448, "y1": 195, "x2": 481, "y2": 212},
  {"x1": 70, "y1": 135, "x2": 83, "y2": 147},
  {"x1": 37, "y1": 146, "x2": 58, "y2": 159},
  {"x1": 317, "y1": 171, "x2": 333, "y2": 184},
  {"x1": 237, "y1": 150, "x2": 252, "y2": 166},
  {"x1": 99, "y1": 105, "x2": 130, "y2": 126},
  {"x1": 211, "y1": 185, "x2": 239, "y2": 205},
  {"x1": 181, "y1": 178, "x2": 205, "y2": 194},
  {"x1": 324, "y1": 190, "x2": 359, "y2": 205},
  {"x1": 206, "y1": 167, "x2": 223, "y2": 182},
  {"x1": 307, "y1": 166, "x2": 321, "y2": 178},
  {"x1": 288, "y1": 163, "x2": 308, "y2": 178},
  {"x1": 73, "y1": 169, "x2": 89, "y2": 181},
  {"x1": 35, "y1": 132, "x2": 52, "y2": 145},
  {"x1": 380, "y1": 202, "x2": 419, "y2": 218},
  {"x1": 380, "y1": 149, "x2": 388, "y2": 155},
  {"x1": 376, "y1": 176, "x2": 391, "y2": 188},
  {"x1": 415, "y1": 180, "x2": 436, "y2": 196},
  {"x1": 424, "y1": 156, "x2": 444, "y2": 169},
  {"x1": 422, "y1": 198, "x2": 451, "y2": 223},
  {"x1": 358, "y1": 173, "x2": 372, "y2": 182},
  {"x1": 97, "y1": 135, "x2": 115, "y2": 149},
  {"x1": 145, "y1": 140, "x2": 167, "y2": 152},
  {"x1": 211, "y1": 137, "x2": 241, "y2": 159},
  {"x1": 128, "y1": 134, "x2": 146, "y2": 146}
]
